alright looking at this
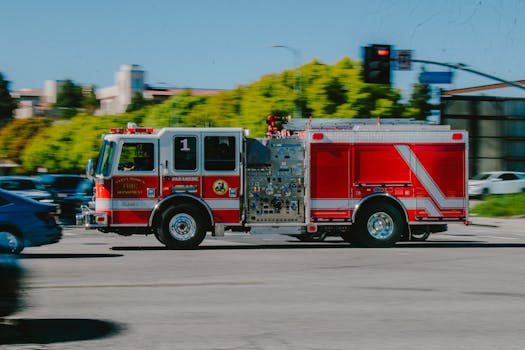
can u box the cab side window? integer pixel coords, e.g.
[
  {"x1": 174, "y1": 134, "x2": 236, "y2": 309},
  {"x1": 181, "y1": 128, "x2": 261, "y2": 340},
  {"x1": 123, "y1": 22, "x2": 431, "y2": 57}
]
[
  {"x1": 174, "y1": 137, "x2": 197, "y2": 171},
  {"x1": 204, "y1": 136, "x2": 236, "y2": 171},
  {"x1": 118, "y1": 142, "x2": 154, "y2": 171}
]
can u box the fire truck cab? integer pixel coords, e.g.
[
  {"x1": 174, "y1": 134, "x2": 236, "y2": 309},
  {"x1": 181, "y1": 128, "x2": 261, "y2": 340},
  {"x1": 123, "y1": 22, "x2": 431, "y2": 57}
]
[{"x1": 82, "y1": 119, "x2": 469, "y2": 248}]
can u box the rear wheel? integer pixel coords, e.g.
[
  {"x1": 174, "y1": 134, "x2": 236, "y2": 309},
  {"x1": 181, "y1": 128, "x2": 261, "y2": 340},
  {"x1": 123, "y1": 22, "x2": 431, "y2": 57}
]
[
  {"x1": 0, "y1": 230, "x2": 24, "y2": 254},
  {"x1": 158, "y1": 205, "x2": 208, "y2": 249},
  {"x1": 354, "y1": 202, "x2": 405, "y2": 248}
]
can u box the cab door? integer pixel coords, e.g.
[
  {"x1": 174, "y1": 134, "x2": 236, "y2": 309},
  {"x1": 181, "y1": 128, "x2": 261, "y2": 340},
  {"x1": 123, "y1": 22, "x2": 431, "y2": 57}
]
[
  {"x1": 111, "y1": 138, "x2": 160, "y2": 225},
  {"x1": 201, "y1": 131, "x2": 242, "y2": 224}
]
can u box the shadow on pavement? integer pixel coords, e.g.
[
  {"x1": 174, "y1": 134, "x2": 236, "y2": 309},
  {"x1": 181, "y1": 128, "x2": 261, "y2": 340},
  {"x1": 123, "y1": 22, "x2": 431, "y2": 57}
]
[
  {"x1": 111, "y1": 242, "x2": 351, "y2": 251},
  {"x1": 0, "y1": 318, "x2": 123, "y2": 345},
  {"x1": 111, "y1": 241, "x2": 525, "y2": 250},
  {"x1": 19, "y1": 253, "x2": 123, "y2": 259}
]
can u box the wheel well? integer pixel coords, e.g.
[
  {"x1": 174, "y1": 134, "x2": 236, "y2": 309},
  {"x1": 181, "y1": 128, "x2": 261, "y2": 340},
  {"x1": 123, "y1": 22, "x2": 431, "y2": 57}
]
[
  {"x1": 353, "y1": 195, "x2": 409, "y2": 225},
  {"x1": 151, "y1": 195, "x2": 213, "y2": 230},
  {"x1": 0, "y1": 224, "x2": 22, "y2": 238}
]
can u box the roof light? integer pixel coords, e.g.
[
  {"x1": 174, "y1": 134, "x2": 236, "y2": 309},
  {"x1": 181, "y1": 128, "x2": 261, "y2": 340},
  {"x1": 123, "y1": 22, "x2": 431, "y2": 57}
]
[
  {"x1": 312, "y1": 133, "x2": 324, "y2": 140},
  {"x1": 452, "y1": 133, "x2": 463, "y2": 140}
]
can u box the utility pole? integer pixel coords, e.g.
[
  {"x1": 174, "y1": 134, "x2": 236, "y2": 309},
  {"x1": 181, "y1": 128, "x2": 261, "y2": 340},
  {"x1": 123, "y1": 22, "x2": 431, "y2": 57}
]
[{"x1": 272, "y1": 45, "x2": 302, "y2": 118}]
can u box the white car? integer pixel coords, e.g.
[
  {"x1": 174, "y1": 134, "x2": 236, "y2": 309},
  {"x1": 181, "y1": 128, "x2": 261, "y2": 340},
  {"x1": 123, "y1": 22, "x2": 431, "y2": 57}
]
[{"x1": 468, "y1": 171, "x2": 525, "y2": 198}]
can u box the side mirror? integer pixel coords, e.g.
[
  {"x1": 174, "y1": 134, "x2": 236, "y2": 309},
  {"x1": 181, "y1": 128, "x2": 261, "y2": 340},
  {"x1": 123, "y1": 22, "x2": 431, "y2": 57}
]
[{"x1": 86, "y1": 159, "x2": 94, "y2": 180}]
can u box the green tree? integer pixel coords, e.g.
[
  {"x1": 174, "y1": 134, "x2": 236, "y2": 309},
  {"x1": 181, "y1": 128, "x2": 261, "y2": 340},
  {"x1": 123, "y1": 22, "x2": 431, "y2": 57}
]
[
  {"x1": 408, "y1": 83, "x2": 432, "y2": 120},
  {"x1": 0, "y1": 118, "x2": 52, "y2": 169},
  {"x1": 126, "y1": 92, "x2": 150, "y2": 112},
  {"x1": 55, "y1": 79, "x2": 83, "y2": 118},
  {"x1": 15, "y1": 55, "x2": 420, "y2": 173},
  {"x1": 82, "y1": 85, "x2": 99, "y2": 115},
  {"x1": 0, "y1": 72, "x2": 17, "y2": 127}
]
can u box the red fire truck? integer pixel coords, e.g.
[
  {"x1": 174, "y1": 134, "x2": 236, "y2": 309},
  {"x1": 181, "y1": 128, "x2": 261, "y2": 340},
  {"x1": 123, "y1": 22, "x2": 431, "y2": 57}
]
[{"x1": 81, "y1": 119, "x2": 469, "y2": 248}]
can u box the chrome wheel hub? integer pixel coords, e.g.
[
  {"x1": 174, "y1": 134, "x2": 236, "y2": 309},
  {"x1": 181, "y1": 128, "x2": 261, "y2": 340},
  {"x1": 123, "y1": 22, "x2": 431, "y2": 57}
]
[
  {"x1": 168, "y1": 214, "x2": 197, "y2": 241},
  {"x1": 367, "y1": 212, "x2": 394, "y2": 240}
]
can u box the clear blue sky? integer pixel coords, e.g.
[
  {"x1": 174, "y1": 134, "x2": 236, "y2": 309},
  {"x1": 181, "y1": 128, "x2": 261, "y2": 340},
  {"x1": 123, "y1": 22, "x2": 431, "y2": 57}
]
[{"x1": 2, "y1": 0, "x2": 524, "y2": 99}]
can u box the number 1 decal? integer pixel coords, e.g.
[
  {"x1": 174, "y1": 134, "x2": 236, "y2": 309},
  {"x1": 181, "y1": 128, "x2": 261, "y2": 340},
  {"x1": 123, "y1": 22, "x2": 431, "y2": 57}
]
[{"x1": 180, "y1": 138, "x2": 191, "y2": 152}]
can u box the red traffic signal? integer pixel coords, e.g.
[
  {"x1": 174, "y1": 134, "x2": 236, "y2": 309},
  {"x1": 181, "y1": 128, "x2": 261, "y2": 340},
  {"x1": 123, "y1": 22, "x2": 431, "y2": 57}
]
[{"x1": 363, "y1": 44, "x2": 391, "y2": 84}]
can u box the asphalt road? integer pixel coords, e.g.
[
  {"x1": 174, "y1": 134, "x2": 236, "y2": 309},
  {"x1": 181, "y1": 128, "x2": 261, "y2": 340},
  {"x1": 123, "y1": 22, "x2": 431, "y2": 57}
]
[{"x1": 2, "y1": 220, "x2": 525, "y2": 350}]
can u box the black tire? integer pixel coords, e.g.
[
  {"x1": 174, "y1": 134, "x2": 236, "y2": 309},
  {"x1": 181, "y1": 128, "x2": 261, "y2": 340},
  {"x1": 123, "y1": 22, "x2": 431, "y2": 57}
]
[
  {"x1": 0, "y1": 230, "x2": 24, "y2": 254},
  {"x1": 295, "y1": 232, "x2": 327, "y2": 242},
  {"x1": 411, "y1": 231, "x2": 431, "y2": 241},
  {"x1": 154, "y1": 230, "x2": 166, "y2": 245},
  {"x1": 341, "y1": 227, "x2": 355, "y2": 244},
  {"x1": 158, "y1": 205, "x2": 208, "y2": 249},
  {"x1": 353, "y1": 202, "x2": 405, "y2": 248}
]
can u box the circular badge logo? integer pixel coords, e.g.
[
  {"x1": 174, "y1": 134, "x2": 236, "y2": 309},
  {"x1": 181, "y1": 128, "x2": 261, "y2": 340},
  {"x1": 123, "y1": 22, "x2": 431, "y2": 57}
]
[{"x1": 213, "y1": 179, "x2": 229, "y2": 196}]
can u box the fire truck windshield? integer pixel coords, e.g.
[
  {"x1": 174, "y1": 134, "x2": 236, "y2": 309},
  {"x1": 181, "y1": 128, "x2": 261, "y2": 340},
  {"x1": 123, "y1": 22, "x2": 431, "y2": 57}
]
[{"x1": 96, "y1": 141, "x2": 116, "y2": 177}]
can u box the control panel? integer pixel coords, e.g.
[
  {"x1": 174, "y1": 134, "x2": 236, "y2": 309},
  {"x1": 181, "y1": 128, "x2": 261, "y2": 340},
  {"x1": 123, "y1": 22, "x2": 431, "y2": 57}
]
[{"x1": 246, "y1": 138, "x2": 305, "y2": 223}]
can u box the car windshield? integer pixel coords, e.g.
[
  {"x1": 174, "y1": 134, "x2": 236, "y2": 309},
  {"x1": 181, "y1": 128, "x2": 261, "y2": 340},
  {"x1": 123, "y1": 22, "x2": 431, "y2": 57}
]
[
  {"x1": 471, "y1": 173, "x2": 491, "y2": 180},
  {"x1": 0, "y1": 179, "x2": 38, "y2": 191}
]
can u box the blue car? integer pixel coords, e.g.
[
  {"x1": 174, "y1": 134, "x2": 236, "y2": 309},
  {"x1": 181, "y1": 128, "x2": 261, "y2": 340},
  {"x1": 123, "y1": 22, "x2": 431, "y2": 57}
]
[{"x1": 0, "y1": 189, "x2": 62, "y2": 254}]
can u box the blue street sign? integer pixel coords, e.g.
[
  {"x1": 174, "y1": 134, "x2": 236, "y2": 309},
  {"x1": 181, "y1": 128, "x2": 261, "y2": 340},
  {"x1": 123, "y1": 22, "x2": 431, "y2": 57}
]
[{"x1": 419, "y1": 71, "x2": 453, "y2": 84}]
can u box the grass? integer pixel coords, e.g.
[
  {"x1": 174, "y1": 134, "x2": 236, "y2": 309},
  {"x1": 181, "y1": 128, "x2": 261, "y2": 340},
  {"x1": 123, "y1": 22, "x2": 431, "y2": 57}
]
[{"x1": 470, "y1": 192, "x2": 525, "y2": 217}]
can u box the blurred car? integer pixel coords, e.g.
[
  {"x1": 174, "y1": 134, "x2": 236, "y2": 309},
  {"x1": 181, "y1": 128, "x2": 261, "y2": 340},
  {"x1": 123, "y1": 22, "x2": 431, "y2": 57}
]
[
  {"x1": 0, "y1": 189, "x2": 62, "y2": 254},
  {"x1": 468, "y1": 171, "x2": 525, "y2": 198},
  {"x1": 37, "y1": 174, "x2": 86, "y2": 222},
  {"x1": 0, "y1": 176, "x2": 54, "y2": 203},
  {"x1": 61, "y1": 179, "x2": 94, "y2": 224}
]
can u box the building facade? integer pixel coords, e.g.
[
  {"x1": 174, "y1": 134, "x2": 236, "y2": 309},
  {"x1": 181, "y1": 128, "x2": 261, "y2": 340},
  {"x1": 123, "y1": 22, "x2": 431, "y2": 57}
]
[{"x1": 11, "y1": 64, "x2": 222, "y2": 118}]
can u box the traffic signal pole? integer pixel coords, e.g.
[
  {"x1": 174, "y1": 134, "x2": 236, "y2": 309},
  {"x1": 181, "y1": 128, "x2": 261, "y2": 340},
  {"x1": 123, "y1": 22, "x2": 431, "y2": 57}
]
[{"x1": 411, "y1": 59, "x2": 525, "y2": 91}]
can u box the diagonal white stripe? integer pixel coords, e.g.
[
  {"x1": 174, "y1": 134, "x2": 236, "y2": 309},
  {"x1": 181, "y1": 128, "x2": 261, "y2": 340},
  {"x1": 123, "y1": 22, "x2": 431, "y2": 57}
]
[{"x1": 395, "y1": 145, "x2": 465, "y2": 209}]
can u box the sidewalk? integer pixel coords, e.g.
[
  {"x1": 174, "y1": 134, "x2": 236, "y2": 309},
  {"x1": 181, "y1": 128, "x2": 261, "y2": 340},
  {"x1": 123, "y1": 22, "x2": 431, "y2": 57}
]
[{"x1": 469, "y1": 215, "x2": 525, "y2": 232}]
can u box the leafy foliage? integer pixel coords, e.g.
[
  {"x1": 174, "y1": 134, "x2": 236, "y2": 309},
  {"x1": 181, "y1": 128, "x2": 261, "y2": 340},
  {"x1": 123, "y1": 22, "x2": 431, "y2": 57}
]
[
  {"x1": 20, "y1": 113, "x2": 145, "y2": 173},
  {"x1": 407, "y1": 83, "x2": 433, "y2": 120},
  {"x1": 470, "y1": 193, "x2": 525, "y2": 217},
  {"x1": 126, "y1": 92, "x2": 152, "y2": 113},
  {"x1": 6, "y1": 56, "x2": 432, "y2": 173},
  {"x1": 55, "y1": 79, "x2": 83, "y2": 108},
  {"x1": 82, "y1": 85, "x2": 99, "y2": 115},
  {"x1": 54, "y1": 79, "x2": 83, "y2": 119},
  {"x1": 0, "y1": 118, "x2": 52, "y2": 169},
  {"x1": 0, "y1": 72, "x2": 17, "y2": 127}
]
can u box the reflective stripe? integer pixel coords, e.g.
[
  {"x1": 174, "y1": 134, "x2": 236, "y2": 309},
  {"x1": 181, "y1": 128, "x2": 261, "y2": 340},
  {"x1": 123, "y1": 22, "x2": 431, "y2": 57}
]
[
  {"x1": 312, "y1": 198, "x2": 441, "y2": 217},
  {"x1": 97, "y1": 198, "x2": 238, "y2": 211},
  {"x1": 96, "y1": 199, "x2": 157, "y2": 211},
  {"x1": 311, "y1": 199, "x2": 359, "y2": 209},
  {"x1": 400, "y1": 198, "x2": 441, "y2": 217},
  {"x1": 205, "y1": 199, "x2": 239, "y2": 210},
  {"x1": 395, "y1": 145, "x2": 464, "y2": 209}
]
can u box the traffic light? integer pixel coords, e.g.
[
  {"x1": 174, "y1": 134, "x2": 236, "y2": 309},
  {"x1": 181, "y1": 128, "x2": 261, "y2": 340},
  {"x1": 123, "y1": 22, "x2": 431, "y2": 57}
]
[{"x1": 363, "y1": 44, "x2": 391, "y2": 84}]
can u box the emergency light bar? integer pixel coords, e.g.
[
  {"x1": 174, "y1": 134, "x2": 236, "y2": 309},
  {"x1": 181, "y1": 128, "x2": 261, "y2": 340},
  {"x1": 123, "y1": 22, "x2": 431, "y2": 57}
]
[{"x1": 110, "y1": 124, "x2": 154, "y2": 134}]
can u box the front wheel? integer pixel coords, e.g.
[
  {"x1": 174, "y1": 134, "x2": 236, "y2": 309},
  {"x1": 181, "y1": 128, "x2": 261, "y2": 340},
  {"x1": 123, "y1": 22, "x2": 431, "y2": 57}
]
[
  {"x1": 158, "y1": 205, "x2": 208, "y2": 249},
  {"x1": 0, "y1": 230, "x2": 24, "y2": 254},
  {"x1": 354, "y1": 202, "x2": 405, "y2": 248}
]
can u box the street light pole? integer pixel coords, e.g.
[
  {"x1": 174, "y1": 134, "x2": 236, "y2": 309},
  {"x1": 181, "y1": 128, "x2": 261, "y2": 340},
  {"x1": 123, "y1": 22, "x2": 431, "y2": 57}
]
[{"x1": 272, "y1": 45, "x2": 302, "y2": 118}]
